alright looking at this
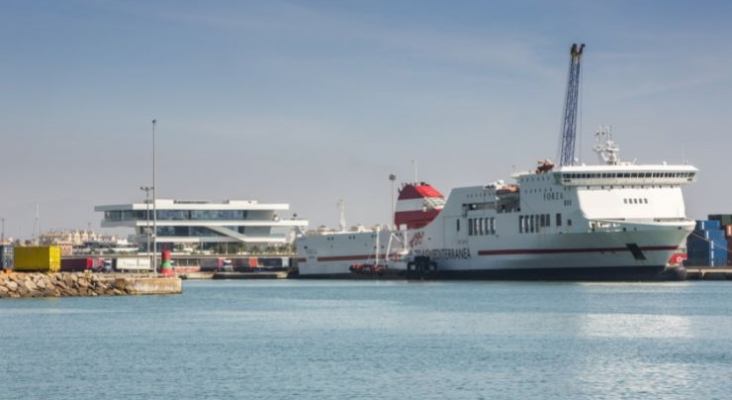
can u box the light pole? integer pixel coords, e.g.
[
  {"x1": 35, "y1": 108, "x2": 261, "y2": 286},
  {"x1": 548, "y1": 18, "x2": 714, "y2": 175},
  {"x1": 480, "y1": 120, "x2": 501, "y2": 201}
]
[
  {"x1": 389, "y1": 174, "x2": 396, "y2": 229},
  {"x1": 140, "y1": 186, "x2": 153, "y2": 270},
  {"x1": 1, "y1": 218, "x2": 4, "y2": 243},
  {"x1": 152, "y1": 119, "x2": 158, "y2": 273}
]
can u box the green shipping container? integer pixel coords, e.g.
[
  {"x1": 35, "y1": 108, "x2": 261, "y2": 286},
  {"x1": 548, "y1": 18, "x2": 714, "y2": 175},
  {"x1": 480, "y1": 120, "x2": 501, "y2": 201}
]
[{"x1": 13, "y1": 246, "x2": 61, "y2": 272}]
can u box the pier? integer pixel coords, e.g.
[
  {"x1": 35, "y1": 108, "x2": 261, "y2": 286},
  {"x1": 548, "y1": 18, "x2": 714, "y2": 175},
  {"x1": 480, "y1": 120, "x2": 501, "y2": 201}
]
[
  {"x1": 683, "y1": 267, "x2": 732, "y2": 280},
  {"x1": 0, "y1": 272, "x2": 182, "y2": 298}
]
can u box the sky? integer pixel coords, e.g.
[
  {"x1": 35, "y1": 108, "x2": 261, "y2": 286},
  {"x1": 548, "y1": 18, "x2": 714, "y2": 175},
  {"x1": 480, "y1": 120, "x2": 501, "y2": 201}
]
[{"x1": 1, "y1": 0, "x2": 731, "y2": 239}]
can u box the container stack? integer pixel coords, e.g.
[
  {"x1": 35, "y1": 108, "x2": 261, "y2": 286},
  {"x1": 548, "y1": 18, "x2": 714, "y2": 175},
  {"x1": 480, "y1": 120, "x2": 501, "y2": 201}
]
[
  {"x1": 685, "y1": 220, "x2": 727, "y2": 267},
  {"x1": 708, "y1": 214, "x2": 732, "y2": 266},
  {"x1": 0, "y1": 245, "x2": 13, "y2": 270}
]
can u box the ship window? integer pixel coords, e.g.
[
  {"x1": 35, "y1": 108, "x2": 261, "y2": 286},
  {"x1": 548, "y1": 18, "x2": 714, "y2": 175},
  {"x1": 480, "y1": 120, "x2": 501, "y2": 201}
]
[
  {"x1": 567, "y1": 219, "x2": 572, "y2": 226},
  {"x1": 644, "y1": 198, "x2": 648, "y2": 204},
  {"x1": 457, "y1": 219, "x2": 460, "y2": 232},
  {"x1": 468, "y1": 219, "x2": 474, "y2": 236},
  {"x1": 530, "y1": 215, "x2": 535, "y2": 233},
  {"x1": 519, "y1": 216, "x2": 523, "y2": 233},
  {"x1": 490, "y1": 218, "x2": 496, "y2": 234},
  {"x1": 624, "y1": 199, "x2": 628, "y2": 204},
  {"x1": 556, "y1": 213, "x2": 562, "y2": 227}
]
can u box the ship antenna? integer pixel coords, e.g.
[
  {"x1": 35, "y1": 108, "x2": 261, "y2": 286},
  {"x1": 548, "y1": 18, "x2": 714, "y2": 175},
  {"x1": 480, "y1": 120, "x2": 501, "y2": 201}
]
[
  {"x1": 412, "y1": 159, "x2": 418, "y2": 184},
  {"x1": 338, "y1": 200, "x2": 346, "y2": 232},
  {"x1": 389, "y1": 173, "x2": 397, "y2": 229}
]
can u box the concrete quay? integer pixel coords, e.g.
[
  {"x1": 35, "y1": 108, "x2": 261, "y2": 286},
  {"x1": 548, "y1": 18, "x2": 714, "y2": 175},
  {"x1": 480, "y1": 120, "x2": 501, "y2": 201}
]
[
  {"x1": 683, "y1": 267, "x2": 732, "y2": 280},
  {"x1": 0, "y1": 272, "x2": 182, "y2": 298},
  {"x1": 211, "y1": 271, "x2": 288, "y2": 280}
]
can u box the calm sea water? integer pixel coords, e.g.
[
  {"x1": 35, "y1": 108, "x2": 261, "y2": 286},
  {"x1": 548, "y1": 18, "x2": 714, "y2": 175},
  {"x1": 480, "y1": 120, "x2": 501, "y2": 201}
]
[{"x1": 1, "y1": 280, "x2": 731, "y2": 399}]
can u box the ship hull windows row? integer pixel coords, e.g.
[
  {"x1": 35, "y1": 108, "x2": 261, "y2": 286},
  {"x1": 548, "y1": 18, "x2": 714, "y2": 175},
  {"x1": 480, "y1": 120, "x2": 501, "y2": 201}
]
[
  {"x1": 468, "y1": 217, "x2": 496, "y2": 236},
  {"x1": 519, "y1": 214, "x2": 553, "y2": 234}
]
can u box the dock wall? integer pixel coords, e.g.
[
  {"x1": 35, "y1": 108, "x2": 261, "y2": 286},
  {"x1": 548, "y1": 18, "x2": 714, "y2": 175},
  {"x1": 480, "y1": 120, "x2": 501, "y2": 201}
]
[{"x1": 0, "y1": 272, "x2": 182, "y2": 298}]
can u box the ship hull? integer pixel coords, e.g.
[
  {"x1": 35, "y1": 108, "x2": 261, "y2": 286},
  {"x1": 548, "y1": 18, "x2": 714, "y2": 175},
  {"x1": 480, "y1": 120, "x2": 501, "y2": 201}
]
[
  {"x1": 294, "y1": 265, "x2": 666, "y2": 281},
  {"x1": 295, "y1": 221, "x2": 692, "y2": 281}
]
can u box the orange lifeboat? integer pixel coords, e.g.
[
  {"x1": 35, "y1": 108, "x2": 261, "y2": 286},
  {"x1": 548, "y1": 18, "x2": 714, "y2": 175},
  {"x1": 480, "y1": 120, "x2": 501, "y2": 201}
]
[{"x1": 536, "y1": 159, "x2": 555, "y2": 173}]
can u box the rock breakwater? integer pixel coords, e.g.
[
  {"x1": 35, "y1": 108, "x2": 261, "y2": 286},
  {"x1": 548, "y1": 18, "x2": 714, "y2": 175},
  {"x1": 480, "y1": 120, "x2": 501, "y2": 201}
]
[{"x1": 0, "y1": 272, "x2": 182, "y2": 298}]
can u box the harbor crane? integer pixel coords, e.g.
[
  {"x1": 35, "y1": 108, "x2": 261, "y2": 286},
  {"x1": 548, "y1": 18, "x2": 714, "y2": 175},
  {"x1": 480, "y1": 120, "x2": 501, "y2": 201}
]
[{"x1": 558, "y1": 43, "x2": 585, "y2": 166}]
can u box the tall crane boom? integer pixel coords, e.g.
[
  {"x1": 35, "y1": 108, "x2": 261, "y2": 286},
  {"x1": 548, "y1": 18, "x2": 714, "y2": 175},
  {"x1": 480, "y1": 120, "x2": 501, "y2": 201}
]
[{"x1": 558, "y1": 43, "x2": 585, "y2": 166}]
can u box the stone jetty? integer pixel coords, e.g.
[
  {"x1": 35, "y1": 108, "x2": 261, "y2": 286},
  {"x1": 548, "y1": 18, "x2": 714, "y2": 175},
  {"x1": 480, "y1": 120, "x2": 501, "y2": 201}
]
[{"x1": 0, "y1": 272, "x2": 182, "y2": 298}]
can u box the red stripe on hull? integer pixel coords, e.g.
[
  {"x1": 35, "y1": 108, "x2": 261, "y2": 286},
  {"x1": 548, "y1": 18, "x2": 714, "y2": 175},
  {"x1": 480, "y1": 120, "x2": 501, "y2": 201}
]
[
  {"x1": 478, "y1": 246, "x2": 678, "y2": 256},
  {"x1": 314, "y1": 254, "x2": 400, "y2": 262}
]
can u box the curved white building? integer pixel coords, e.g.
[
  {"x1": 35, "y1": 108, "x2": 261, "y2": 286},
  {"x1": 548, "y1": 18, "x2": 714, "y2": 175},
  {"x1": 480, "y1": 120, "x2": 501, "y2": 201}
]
[{"x1": 95, "y1": 199, "x2": 307, "y2": 251}]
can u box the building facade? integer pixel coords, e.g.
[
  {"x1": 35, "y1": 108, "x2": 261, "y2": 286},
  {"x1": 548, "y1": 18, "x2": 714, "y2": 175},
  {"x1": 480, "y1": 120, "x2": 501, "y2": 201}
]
[{"x1": 95, "y1": 199, "x2": 307, "y2": 252}]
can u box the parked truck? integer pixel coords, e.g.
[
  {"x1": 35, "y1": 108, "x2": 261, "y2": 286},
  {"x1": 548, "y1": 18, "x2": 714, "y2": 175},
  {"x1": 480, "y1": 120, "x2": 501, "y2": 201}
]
[{"x1": 103, "y1": 257, "x2": 152, "y2": 272}]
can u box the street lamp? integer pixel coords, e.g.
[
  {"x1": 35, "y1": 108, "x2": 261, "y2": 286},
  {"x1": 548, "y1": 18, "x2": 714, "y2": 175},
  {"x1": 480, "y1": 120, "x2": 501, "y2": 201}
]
[
  {"x1": 140, "y1": 186, "x2": 153, "y2": 270},
  {"x1": 152, "y1": 119, "x2": 158, "y2": 273}
]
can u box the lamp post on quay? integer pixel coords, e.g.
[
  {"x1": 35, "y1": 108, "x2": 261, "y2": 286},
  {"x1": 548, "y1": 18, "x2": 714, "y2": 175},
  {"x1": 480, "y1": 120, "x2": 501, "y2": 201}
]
[
  {"x1": 152, "y1": 119, "x2": 158, "y2": 274},
  {"x1": 140, "y1": 186, "x2": 153, "y2": 270}
]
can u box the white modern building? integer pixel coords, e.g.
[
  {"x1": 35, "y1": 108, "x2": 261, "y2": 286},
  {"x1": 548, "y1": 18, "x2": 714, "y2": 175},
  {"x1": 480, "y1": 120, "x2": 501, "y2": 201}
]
[{"x1": 95, "y1": 199, "x2": 307, "y2": 251}]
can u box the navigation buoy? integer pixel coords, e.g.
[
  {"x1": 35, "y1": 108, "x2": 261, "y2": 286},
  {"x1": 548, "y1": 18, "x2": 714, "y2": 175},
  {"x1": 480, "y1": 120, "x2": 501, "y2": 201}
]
[{"x1": 160, "y1": 249, "x2": 175, "y2": 277}]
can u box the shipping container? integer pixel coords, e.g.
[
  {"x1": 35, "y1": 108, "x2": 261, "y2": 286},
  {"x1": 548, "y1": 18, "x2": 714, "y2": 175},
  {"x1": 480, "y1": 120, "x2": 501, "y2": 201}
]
[
  {"x1": 687, "y1": 247, "x2": 729, "y2": 267},
  {"x1": 13, "y1": 246, "x2": 61, "y2": 272},
  {"x1": 231, "y1": 258, "x2": 249, "y2": 268},
  {"x1": 0, "y1": 245, "x2": 13, "y2": 270},
  {"x1": 200, "y1": 257, "x2": 226, "y2": 271},
  {"x1": 708, "y1": 214, "x2": 732, "y2": 226},
  {"x1": 60, "y1": 257, "x2": 95, "y2": 272},
  {"x1": 691, "y1": 229, "x2": 726, "y2": 242},
  {"x1": 260, "y1": 257, "x2": 280, "y2": 268},
  {"x1": 696, "y1": 220, "x2": 722, "y2": 231}
]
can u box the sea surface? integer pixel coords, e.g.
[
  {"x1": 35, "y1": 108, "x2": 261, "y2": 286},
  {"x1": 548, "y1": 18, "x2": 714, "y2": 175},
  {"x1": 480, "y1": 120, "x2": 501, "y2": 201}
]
[{"x1": 2, "y1": 280, "x2": 732, "y2": 399}]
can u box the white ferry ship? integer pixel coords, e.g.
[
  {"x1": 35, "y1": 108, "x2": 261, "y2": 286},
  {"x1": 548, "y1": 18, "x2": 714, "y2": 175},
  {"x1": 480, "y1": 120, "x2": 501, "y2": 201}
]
[{"x1": 295, "y1": 44, "x2": 698, "y2": 280}]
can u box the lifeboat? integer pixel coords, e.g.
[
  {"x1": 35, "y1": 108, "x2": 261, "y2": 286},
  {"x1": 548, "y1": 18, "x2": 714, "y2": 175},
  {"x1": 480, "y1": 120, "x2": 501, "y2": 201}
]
[{"x1": 536, "y1": 159, "x2": 555, "y2": 173}]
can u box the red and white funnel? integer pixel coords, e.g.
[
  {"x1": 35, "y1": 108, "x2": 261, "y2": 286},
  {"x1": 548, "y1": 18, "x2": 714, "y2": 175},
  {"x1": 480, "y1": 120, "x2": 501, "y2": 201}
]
[{"x1": 394, "y1": 182, "x2": 444, "y2": 230}]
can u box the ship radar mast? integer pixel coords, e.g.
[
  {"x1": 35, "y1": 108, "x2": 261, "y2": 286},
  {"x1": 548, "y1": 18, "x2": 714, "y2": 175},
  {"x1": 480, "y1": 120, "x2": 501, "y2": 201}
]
[
  {"x1": 558, "y1": 43, "x2": 585, "y2": 167},
  {"x1": 593, "y1": 125, "x2": 635, "y2": 166},
  {"x1": 338, "y1": 200, "x2": 346, "y2": 232}
]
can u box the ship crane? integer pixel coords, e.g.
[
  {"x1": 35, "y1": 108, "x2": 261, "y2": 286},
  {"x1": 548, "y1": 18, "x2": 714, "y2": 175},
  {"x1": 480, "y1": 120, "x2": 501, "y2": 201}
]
[{"x1": 558, "y1": 43, "x2": 585, "y2": 166}]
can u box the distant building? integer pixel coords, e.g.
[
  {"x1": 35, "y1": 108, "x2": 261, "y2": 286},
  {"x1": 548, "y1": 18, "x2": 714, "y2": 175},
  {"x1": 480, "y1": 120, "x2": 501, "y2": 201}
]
[
  {"x1": 39, "y1": 229, "x2": 101, "y2": 256},
  {"x1": 95, "y1": 199, "x2": 307, "y2": 252}
]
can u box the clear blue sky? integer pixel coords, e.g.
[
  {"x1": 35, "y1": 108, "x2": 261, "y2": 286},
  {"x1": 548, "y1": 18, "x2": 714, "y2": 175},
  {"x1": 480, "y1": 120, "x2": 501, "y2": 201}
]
[{"x1": 1, "y1": 0, "x2": 731, "y2": 239}]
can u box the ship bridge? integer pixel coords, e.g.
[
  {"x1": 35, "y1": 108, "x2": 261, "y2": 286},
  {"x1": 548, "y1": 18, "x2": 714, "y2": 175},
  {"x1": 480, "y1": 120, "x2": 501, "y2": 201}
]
[{"x1": 553, "y1": 165, "x2": 697, "y2": 187}]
